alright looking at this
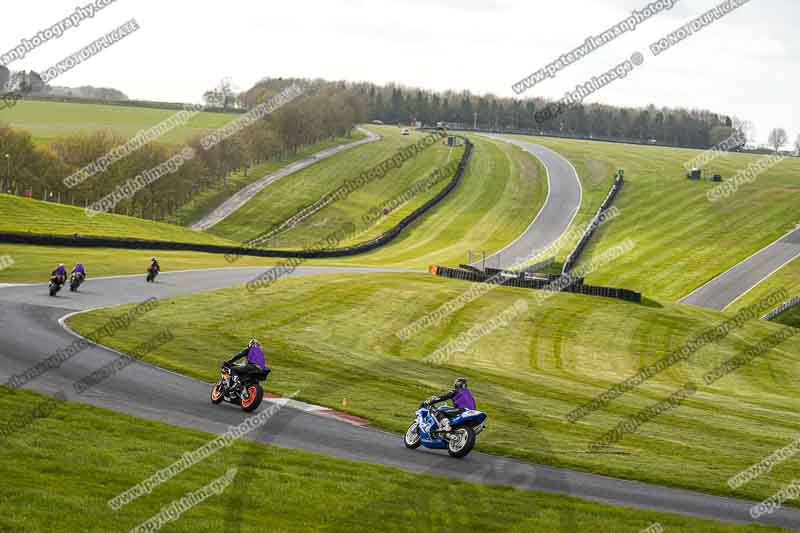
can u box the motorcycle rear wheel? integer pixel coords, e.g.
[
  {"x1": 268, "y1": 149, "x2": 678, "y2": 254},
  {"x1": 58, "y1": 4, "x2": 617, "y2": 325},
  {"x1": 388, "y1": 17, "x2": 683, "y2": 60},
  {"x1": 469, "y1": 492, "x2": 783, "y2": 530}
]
[
  {"x1": 404, "y1": 421, "x2": 421, "y2": 449},
  {"x1": 447, "y1": 427, "x2": 476, "y2": 458}
]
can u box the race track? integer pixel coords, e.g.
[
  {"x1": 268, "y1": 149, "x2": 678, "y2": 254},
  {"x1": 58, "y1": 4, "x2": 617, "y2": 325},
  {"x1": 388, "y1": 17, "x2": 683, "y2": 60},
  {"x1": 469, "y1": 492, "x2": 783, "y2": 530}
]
[
  {"x1": 2, "y1": 136, "x2": 798, "y2": 529},
  {"x1": 3, "y1": 275, "x2": 800, "y2": 527},
  {"x1": 471, "y1": 135, "x2": 582, "y2": 270},
  {"x1": 681, "y1": 226, "x2": 800, "y2": 310}
]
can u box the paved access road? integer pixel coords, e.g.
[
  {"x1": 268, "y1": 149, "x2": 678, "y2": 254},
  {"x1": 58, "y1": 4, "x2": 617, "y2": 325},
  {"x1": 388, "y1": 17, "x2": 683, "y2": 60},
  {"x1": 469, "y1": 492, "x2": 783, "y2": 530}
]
[
  {"x1": 681, "y1": 226, "x2": 800, "y2": 310},
  {"x1": 2, "y1": 267, "x2": 799, "y2": 530},
  {"x1": 191, "y1": 127, "x2": 380, "y2": 231}
]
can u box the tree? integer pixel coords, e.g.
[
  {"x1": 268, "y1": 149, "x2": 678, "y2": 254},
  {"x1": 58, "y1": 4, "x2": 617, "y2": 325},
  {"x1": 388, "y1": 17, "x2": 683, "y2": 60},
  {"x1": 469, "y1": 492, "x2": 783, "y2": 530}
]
[
  {"x1": 795, "y1": 134, "x2": 800, "y2": 156},
  {"x1": 0, "y1": 66, "x2": 9, "y2": 92},
  {"x1": 768, "y1": 128, "x2": 788, "y2": 153},
  {"x1": 709, "y1": 125, "x2": 734, "y2": 147}
]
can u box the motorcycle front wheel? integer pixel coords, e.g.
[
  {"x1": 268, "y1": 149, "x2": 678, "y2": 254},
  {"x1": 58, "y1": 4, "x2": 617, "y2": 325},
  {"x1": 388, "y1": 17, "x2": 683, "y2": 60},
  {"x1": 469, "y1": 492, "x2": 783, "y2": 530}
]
[
  {"x1": 404, "y1": 421, "x2": 421, "y2": 449},
  {"x1": 447, "y1": 427, "x2": 476, "y2": 458},
  {"x1": 211, "y1": 382, "x2": 224, "y2": 404}
]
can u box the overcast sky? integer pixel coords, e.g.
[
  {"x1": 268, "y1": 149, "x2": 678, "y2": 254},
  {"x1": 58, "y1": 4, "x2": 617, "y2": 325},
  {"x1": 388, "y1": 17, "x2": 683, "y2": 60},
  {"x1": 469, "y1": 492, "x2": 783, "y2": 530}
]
[{"x1": 2, "y1": 0, "x2": 796, "y2": 145}]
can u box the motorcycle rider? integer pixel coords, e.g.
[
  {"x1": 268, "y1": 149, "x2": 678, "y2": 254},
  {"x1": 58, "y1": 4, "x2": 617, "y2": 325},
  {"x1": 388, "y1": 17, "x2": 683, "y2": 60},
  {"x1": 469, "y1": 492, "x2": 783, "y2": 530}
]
[
  {"x1": 71, "y1": 263, "x2": 86, "y2": 282},
  {"x1": 51, "y1": 263, "x2": 67, "y2": 284},
  {"x1": 224, "y1": 339, "x2": 270, "y2": 394},
  {"x1": 148, "y1": 257, "x2": 160, "y2": 275},
  {"x1": 426, "y1": 377, "x2": 476, "y2": 432}
]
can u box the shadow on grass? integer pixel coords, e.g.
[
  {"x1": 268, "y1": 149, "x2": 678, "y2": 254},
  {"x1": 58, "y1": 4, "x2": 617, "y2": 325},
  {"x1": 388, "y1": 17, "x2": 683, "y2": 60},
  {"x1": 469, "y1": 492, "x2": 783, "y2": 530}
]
[{"x1": 640, "y1": 297, "x2": 664, "y2": 309}]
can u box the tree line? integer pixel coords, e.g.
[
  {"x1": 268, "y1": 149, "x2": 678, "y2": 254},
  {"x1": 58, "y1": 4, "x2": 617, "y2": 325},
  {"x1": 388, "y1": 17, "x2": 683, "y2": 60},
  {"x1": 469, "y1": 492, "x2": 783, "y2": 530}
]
[
  {"x1": 350, "y1": 82, "x2": 746, "y2": 149},
  {"x1": 2, "y1": 72, "x2": 784, "y2": 228},
  {"x1": 0, "y1": 81, "x2": 365, "y2": 221}
]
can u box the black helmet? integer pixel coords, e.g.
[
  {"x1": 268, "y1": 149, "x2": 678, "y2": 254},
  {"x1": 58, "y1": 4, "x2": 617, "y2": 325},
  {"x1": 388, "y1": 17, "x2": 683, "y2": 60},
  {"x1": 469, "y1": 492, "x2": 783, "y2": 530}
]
[
  {"x1": 249, "y1": 339, "x2": 260, "y2": 348},
  {"x1": 454, "y1": 377, "x2": 468, "y2": 389}
]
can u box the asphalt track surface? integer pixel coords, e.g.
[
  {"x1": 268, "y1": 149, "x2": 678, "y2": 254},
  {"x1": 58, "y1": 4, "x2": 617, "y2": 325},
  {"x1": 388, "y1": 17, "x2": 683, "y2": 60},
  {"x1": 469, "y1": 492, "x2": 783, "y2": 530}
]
[
  {"x1": 190, "y1": 127, "x2": 380, "y2": 231},
  {"x1": 470, "y1": 134, "x2": 582, "y2": 271},
  {"x1": 681, "y1": 226, "x2": 800, "y2": 311},
  {"x1": 2, "y1": 268, "x2": 800, "y2": 529},
  {"x1": 3, "y1": 136, "x2": 800, "y2": 528}
]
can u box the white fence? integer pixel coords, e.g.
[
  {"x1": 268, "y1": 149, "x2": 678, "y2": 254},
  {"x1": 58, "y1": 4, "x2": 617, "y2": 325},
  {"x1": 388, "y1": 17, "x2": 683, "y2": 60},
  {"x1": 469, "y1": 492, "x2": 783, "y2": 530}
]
[{"x1": 763, "y1": 295, "x2": 800, "y2": 322}]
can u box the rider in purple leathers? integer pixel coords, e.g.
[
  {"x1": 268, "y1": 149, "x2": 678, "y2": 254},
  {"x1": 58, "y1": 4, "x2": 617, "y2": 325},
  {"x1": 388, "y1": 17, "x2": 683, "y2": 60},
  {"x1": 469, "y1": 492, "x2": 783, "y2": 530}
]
[
  {"x1": 225, "y1": 339, "x2": 270, "y2": 393},
  {"x1": 71, "y1": 263, "x2": 86, "y2": 279},
  {"x1": 51, "y1": 264, "x2": 67, "y2": 283},
  {"x1": 426, "y1": 377, "x2": 476, "y2": 431}
]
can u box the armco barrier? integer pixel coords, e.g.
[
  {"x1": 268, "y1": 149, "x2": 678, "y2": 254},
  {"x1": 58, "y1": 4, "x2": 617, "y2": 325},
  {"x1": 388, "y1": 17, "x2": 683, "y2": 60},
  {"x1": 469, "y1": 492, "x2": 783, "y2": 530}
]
[
  {"x1": 0, "y1": 137, "x2": 473, "y2": 260},
  {"x1": 562, "y1": 173, "x2": 624, "y2": 274},
  {"x1": 433, "y1": 266, "x2": 641, "y2": 304},
  {"x1": 763, "y1": 294, "x2": 800, "y2": 322}
]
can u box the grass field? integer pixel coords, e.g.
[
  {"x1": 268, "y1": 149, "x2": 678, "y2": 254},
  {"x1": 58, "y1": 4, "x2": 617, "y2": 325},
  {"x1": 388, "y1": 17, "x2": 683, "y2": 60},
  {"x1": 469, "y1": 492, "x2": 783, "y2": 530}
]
[
  {"x1": 172, "y1": 131, "x2": 367, "y2": 227},
  {"x1": 68, "y1": 272, "x2": 800, "y2": 505},
  {"x1": 0, "y1": 132, "x2": 547, "y2": 281},
  {"x1": 511, "y1": 135, "x2": 800, "y2": 302},
  {"x1": 3, "y1": 99, "x2": 234, "y2": 145},
  {"x1": 775, "y1": 306, "x2": 800, "y2": 328},
  {"x1": 0, "y1": 387, "x2": 775, "y2": 533},
  {"x1": 208, "y1": 126, "x2": 459, "y2": 246},
  {"x1": 316, "y1": 134, "x2": 548, "y2": 269},
  {"x1": 0, "y1": 193, "x2": 234, "y2": 245}
]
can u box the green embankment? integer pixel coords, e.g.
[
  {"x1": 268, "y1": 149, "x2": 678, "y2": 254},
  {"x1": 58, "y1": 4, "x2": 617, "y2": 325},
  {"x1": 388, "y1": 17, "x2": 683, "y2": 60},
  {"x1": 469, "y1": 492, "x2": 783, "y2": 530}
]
[
  {"x1": 69, "y1": 272, "x2": 800, "y2": 504},
  {"x1": 0, "y1": 387, "x2": 774, "y2": 532},
  {"x1": 510, "y1": 135, "x2": 800, "y2": 302}
]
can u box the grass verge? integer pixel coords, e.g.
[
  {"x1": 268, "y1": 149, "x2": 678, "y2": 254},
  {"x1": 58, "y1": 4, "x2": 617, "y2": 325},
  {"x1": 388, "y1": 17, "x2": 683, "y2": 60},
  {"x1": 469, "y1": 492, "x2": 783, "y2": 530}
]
[
  {"x1": 0, "y1": 387, "x2": 781, "y2": 532},
  {"x1": 67, "y1": 272, "x2": 800, "y2": 504},
  {"x1": 0, "y1": 193, "x2": 235, "y2": 245},
  {"x1": 515, "y1": 135, "x2": 800, "y2": 301}
]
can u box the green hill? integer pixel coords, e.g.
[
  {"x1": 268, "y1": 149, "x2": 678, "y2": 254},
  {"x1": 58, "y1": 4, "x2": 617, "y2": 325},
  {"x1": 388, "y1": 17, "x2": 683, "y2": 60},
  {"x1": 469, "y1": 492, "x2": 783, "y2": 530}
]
[
  {"x1": 3, "y1": 99, "x2": 234, "y2": 145},
  {"x1": 69, "y1": 272, "x2": 800, "y2": 504},
  {"x1": 0, "y1": 193, "x2": 233, "y2": 245},
  {"x1": 514, "y1": 135, "x2": 800, "y2": 301}
]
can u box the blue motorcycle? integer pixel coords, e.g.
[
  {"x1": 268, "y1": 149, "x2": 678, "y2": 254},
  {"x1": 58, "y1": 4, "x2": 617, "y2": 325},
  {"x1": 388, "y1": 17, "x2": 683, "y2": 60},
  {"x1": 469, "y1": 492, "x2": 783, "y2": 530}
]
[{"x1": 404, "y1": 401, "x2": 487, "y2": 458}]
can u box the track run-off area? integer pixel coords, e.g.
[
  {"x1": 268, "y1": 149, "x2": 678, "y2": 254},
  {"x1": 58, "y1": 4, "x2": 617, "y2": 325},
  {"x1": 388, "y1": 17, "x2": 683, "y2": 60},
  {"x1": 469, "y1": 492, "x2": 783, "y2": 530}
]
[{"x1": 3, "y1": 134, "x2": 800, "y2": 530}]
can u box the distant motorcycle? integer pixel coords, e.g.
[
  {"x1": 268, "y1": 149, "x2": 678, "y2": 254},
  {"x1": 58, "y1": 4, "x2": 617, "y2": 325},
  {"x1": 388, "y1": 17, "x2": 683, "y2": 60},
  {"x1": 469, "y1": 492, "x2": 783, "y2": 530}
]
[
  {"x1": 49, "y1": 276, "x2": 65, "y2": 297},
  {"x1": 69, "y1": 272, "x2": 85, "y2": 292},
  {"x1": 404, "y1": 401, "x2": 487, "y2": 458},
  {"x1": 211, "y1": 361, "x2": 269, "y2": 412},
  {"x1": 146, "y1": 266, "x2": 159, "y2": 283}
]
